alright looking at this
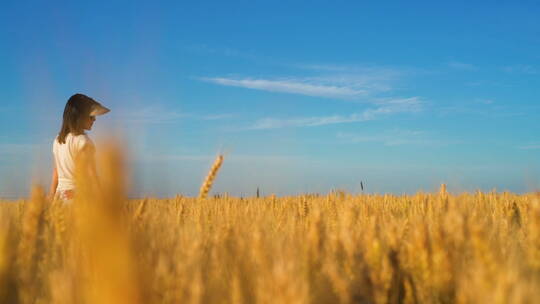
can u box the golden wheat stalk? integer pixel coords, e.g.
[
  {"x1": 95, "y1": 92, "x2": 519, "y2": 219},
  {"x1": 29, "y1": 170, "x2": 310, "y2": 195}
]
[
  {"x1": 439, "y1": 183, "x2": 447, "y2": 195},
  {"x1": 75, "y1": 143, "x2": 142, "y2": 304},
  {"x1": 17, "y1": 186, "x2": 46, "y2": 303},
  {"x1": 133, "y1": 199, "x2": 147, "y2": 221},
  {"x1": 199, "y1": 154, "x2": 224, "y2": 199}
]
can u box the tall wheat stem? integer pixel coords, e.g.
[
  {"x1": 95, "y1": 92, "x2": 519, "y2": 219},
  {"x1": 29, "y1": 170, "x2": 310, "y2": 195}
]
[{"x1": 199, "y1": 155, "x2": 224, "y2": 199}]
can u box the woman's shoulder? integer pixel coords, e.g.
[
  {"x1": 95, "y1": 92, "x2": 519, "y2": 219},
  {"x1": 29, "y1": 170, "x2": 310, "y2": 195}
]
[
  {"x1": 53, "y1": 133, "x2": 94, "y2": 153},
  {"x1": 60, "y1": 133, "x2": 94, "y2": 151},
  {"x1": 70, "y1": 132, "x2": 91, "y2": 140},
  {"x1": 71, "y1": 133, "x2": 94, "y2": 146},
  {"x1": 54, "y1": 132, "x2": 93, "y2": 143},
  {"x1": 73, "y1": 133, "x2": 94, "y2": 151}
]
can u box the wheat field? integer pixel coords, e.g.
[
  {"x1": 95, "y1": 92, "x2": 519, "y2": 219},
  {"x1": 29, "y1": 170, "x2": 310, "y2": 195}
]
[{"x1": 1, "y1": 147, "x2": 540, "y2": 303}]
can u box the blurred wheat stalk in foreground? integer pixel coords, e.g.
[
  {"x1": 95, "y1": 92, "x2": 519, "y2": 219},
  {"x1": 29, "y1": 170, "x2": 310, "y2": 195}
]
[{"x1": 1, "y1": 145, "x2": 539, "y2": 303}]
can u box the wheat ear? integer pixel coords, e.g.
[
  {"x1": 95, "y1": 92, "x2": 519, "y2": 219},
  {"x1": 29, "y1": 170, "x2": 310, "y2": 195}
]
[
  {"x1": 440, "y1": 183, "x2": 447, "y2": 196},
  {"x1": 199, "y1": 155, "x2": 224, "y2": 199}
]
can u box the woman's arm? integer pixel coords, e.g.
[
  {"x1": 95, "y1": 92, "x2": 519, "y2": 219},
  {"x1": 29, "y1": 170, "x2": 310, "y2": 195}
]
[{"x1": 48, "y1": 165, "x2": 58, "y2": 200}]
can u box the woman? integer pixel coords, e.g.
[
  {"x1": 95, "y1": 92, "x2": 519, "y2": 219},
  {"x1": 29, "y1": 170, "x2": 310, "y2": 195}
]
[{"x1": 48, "y1": 93, "x2": 110, "y2": 201}]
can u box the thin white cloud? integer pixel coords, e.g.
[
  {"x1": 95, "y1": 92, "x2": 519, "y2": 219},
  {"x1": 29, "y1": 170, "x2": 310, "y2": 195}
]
[
  {"x1": 198, "y1": 63, "x2": 416, "y2": 100},
  {"x1": 447, "y1": 61, "x2": 478, "y2": 71},
  {"x1": 200, "y1": 77, "x2": 369, "y2": 99},
  {"x1": 248, "y1": 97, "x2": 422, "y2": 129},
  {"x1": 199, "y1": 64, "x2": 422, "y2": 129},
  {"x1": 112, "y1": 107, "x2": 232, "y2": 124},
  {"x1": 308, "y1": 74, "x2": 394, "y2": 93}
]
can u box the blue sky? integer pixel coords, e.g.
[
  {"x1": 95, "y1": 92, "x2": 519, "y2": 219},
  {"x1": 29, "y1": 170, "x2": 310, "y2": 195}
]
[{"x1": 1, "y1": 1, "x2": 539, "y2": 198}]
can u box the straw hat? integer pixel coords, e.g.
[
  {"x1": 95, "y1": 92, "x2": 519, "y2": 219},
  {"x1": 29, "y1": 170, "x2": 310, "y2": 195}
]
[
  {"x1": 89, "y1": 100, "x2": 110, "y2": 116},
  {"x1": 67, "y1": 93, "x2": 111, "y2": 117}
]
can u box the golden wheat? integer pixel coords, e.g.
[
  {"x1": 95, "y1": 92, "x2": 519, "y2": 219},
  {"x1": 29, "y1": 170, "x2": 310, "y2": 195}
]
[
  {"x1": 199, "y1": 154, "x2": 224, "y2": 199},
  {"x1": 16, "y1": 186, "x2": 46, "y2": 304},
  {"x1": 0, "y1": 147, "x2": 539, "y2": 303}
]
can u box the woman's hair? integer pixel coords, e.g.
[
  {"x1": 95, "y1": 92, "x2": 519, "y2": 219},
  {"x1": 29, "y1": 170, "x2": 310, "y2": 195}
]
[{"x1": 58, "y1": 94, "x2": 99, "y2": 144}]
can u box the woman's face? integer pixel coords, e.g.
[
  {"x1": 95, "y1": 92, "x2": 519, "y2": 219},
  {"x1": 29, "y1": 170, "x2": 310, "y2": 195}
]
[{"x1": 81, "y1": 115, "x2": 96, "y2": 131}]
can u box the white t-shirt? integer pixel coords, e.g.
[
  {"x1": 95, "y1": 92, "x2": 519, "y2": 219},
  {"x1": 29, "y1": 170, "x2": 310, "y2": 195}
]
[{"x1": 53, "y1": 133, "x2": 95, "y2": 191}]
